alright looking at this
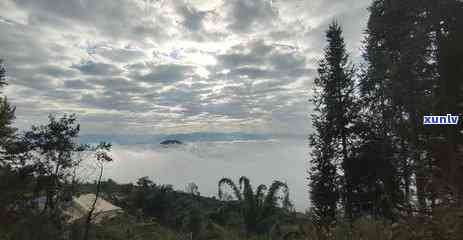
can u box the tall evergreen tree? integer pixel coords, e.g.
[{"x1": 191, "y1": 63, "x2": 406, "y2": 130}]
[
  {"x1": 361, "y1": 0, "x2": 463, "y2": 216},
  {"x1": 361, "y1": 0, "x2": 439, "y2": 215},
  {"x1": 0, "y1": 59, "x2": 16, "y2": 153},
  {"x1": 424, "y1": 0, "x2": 463, "y2": 202},
  {"x1": 0, "y1": 59, "x2": 19, "y2": 212},
  {"x1": 309, "y1": 22, "x2": 358, "y2": 226}
]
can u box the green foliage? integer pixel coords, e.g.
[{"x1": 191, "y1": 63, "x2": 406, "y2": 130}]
[
  {"x1": 0, "y1": 110, "x2": 118, "y2": 239},
  {"x1": 21, "y1": 114, "x2": 87, "y2": 210},
  {"x1": 218, "y1": 176, "x2": 292, "y2": 234},
  {"x1": 308, "y1": 0, "x2": 462, "y2": 233},
  {"x1": 284, "y1": 205, "x2": 463, "y2": 240},
  {"x1": 0, "y1": 97, "x2": 16, "y2": 148},
  {"x1": 362, "y1": 0, "x2": 436, "y2": 215},
  {"x1": 184, "y1": 205, "x2": 204, "y2": 240},
  {"x1": 69, "y1": 213, "x2": 179, "y2": 240},
  {"x1": 0, "y1": 1, "x2": 461, "y2": 237},
  {"x1": 124, "y1": 176, "x2": 221, "y2": 231},
  {"x1": 0, "y1": 59, "x2": 16, "y2": 160},
  {"x1": 360, "y1": 0, "x2": 463, "y2": 216},
  {"x1": 0, "y1": 210, "x2": 68, "y2": 240},
  {"x1": 0, "y1": 165, "x2": 35, "y2": 214},
  {"x1": 0, "y1": 59, "x2": 7, "y2": 88},
  {"x1": 309, "y1": 21, "x2": 358, "y2": 227},
  {"x1": 219, "y1": 177, "x2": 243, "y2": 201}
]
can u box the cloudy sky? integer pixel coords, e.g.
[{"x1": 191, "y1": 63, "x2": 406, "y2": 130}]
[{"x1": 0, "y1": 0, "x2": 371, "y2": 210}]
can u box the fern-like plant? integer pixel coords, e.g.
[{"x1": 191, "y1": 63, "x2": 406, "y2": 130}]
[{"x1": 218, "y1": 176, "x2": 292, "y2": 234}]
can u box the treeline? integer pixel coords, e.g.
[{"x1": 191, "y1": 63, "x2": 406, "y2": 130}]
[
  {"x1": 0, "y1": 60, "x2": 116, "y2": 238},
  {"x1": 94, "y1": 176, "x2": 295, "y2": 239},
  {"x1": 0, "y1": 58, "x2": 299, "y2": 239},
  {"x1": 0, "y1": 58, "x2": 206, "y2": 238},
  {"x1": 74, "y1": 177, "x2": 220, "y2": 239},
  {"x1": 308, "y1": 0, "x2": 463, "y2": 237},
  {"x1": 71, "y1": 176, "x2": 302, "y2": 240},
  {"x1": 1, "y1": 57, "x2": 299, "y2": 239}
]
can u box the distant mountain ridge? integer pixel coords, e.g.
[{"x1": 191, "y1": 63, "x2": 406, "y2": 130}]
[
  {"x1": 79, "y1": 132, "x2": 272, "y2": 145},
  {"x1": 160, "y1": 139, "x2": 183, "y2": 145}
]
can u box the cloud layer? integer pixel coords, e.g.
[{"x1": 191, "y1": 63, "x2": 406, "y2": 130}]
[
  {"x1": 0, "y1": 0, "x2": 370, "y2": 138},
  {"x1": 100, "y1": 139, "x2": 308, "y2": 210}
]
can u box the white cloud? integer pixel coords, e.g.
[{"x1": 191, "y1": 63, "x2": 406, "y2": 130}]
[
  {"x1": 0, "y1": 0, "x2": 370, "y2": 137},
  {"x1": 0, "y1": 0, "x2": 373, "y2": 210},
  {"x1": 103, "y1": 139, "x2": 309, "y2": 210}
]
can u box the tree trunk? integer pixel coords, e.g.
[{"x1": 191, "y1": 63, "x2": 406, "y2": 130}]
[{"x1": 83, "y1": 163, "x2": 103, "y2": 240}]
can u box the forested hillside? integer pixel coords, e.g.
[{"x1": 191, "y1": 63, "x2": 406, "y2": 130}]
[{"x1": 308, "y1": 0, "x2": 463, "y2": 239}]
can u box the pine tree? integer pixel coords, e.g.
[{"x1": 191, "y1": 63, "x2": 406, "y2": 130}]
[
  {"x1": 309, "y1": 22, "x2": 358, "y2": 226},
  {"x1": 361, "y1": 0, "x2": 438, "y2": 215},
  {"x1": 359, "y1": 0, "x2": 412, "y2": 217},
  {"x1": 0, "y1": 59, "x2": 7, "y2": 89},
  {"x1": 308, "y1": 125, "x2": 338, "y2": 227},
  {"x1": 0, "y1": 59, "x2": 19, "y2": 211},
  {"x1": 425, "y1": 0, "x2": 463, "y2": 201},
  {"x1": 0, "y1": 59, "x2": 16, "y2": 153}
]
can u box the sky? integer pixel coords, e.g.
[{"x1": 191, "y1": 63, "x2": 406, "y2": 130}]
[{"x1": 0, "y1": 0, "x2": 371, "y2": 210}]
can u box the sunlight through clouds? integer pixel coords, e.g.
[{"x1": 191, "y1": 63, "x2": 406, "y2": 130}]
[{"x1": 0, "y1": 0, "x2": 371, "y2": 207}]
